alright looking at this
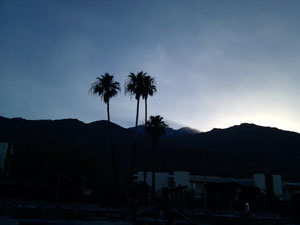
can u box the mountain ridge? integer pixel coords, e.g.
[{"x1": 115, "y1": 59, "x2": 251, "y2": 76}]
[
  {"x1": 1, "y1": 116, "x2": 298, "y2": 135},
  {"x1": 1, "y1": 116, "x2": 300, "y2": 181}
]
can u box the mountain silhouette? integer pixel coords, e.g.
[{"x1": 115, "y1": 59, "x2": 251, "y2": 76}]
[
  {"x1": 0, "y1": 116, "x2": 300, "y2": 182},
  {"x1": 127, "y1": 125, "x2": 200, "y2": 137}
]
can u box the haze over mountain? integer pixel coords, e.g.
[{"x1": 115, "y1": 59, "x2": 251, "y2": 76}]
[
  {"x1": 1, "y1": 116, "x2": 300, "y2": 182},
  {"x1": 127, "y1": 125, "x2": 201, "y2": 137}
]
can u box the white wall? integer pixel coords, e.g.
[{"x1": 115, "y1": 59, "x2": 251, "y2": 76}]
[
  {"x1": 174, "y1": 171, "x2": 190, "y2": 188},
  {"x1": 253, "y1": 173, "x2": 283, "y2": 199},
  {"x1": 155, "y1": 172, "x2": 170, "y2": 191},
  {"x1": 273, "y1": 174, "x2": 283, "y2": 199},
  {"x1": 137, "y1": 171, "x2": 169, "y2": 191},
  {"x1": 253, "y1": 173, "x2": 266, "y2": 193}
]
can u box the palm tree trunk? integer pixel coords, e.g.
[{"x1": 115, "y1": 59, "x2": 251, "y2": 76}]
[
  {"x1": 134, "y1": 97, "x2": 140, "y2": 138},
  {"x1": 129, "y1": 97, "x2": 140, "y2": 183},
  {"x1": 107, "y1": 101, "x2": 118, "y2": 180},
  {"x1": 151, "y1": 138, "x2": 157, "y2": 198},
  {"x1": 143, "y1": 98, "x2": 148, "y2": 183}
]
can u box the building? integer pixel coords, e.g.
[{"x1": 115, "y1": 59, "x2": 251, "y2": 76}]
[
  {"x1": 190, "y1": 175, "x2": 221, "y2": 199},
  {"x1": 135, "y1": 171, "x2": 190, "y2": 191},
  {"x1": 135, "y1": 170, "x2": 300, "y2": 206},
  {"x1": 0, "y1": 142, "x2": 13, "y2": 183},
  {"x1": 0, "y1": 142, "x2": 9, "y2": 169},
  {"x1": 253, "y1": 173, "x2": 283, "y2": 199}
]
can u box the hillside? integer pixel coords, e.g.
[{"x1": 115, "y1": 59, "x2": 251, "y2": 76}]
[
  {"x1": 157, "y1": 123, "x2": 300, "y2": 179},
  {"x1": 1, "y1": 116, "x2": 300, "y2": 182}
]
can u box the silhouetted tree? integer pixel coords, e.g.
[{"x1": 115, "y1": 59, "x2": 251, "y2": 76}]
[
  {"x1": 125, "y1": 71, "x2": 146, "y2": 183},
  {"x1": 146, "y1": 115, "x2": 168, "y2": 197},
  {"x1": 142, "y1": 75, "x2": 156, "y2": 182},
  {"x1": 90, "y1": 73, "x2": 120, "y2": 180}
]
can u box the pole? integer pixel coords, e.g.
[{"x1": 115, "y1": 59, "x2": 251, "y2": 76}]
[
  {"x1": 56, "y1": 176, "x2": 60, "y2": 201},
  {"x1": 229, "y1": 192, "x2": 232, "y2": 215}
]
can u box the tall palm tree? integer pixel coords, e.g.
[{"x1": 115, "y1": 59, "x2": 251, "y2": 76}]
[
  {"x1": 146, "y1": 115, "x2": 168, "y2": 197},
  {"x1": 125, "y1": 71, "x2": 146, "y2": 183},
  {"x1": 142, "y1": 75, "x2": 156, "y2": 182},
  {"x1": 89, "y1": 73, "x2": 120, "y2": 180}
]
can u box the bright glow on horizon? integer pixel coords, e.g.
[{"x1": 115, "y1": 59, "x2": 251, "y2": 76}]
[{"x1": 181, "y1": 112, "x2": 300, "y2": 133}]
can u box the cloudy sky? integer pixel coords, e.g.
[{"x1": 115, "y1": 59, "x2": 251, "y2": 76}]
[{"x1": 1, "y1": 0, "x2": 300, "y2": 132}]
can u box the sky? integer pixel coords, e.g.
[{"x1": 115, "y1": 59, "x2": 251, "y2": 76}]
[{"x1": 0, "y1": 0, "x2": 300, "y2": 133}]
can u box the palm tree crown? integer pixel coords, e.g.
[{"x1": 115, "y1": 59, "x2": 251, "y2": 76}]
[
  {"x1": 142, "y1": 75, "x2": 156, "y2": 100},
  {"x1": 90, "y1": 73, "x2": 120, "y2": 103},
  {"x1": 146, "y1": 115, "x2": 168, "y2": 139},
  {"x1": 125, "y1": 71, "x2": 147, "y2": 100}
]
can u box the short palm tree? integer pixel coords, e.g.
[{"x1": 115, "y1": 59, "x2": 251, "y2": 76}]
[
  {"x1": 125, "y1": 71, "x2": 146, "y2": 183},
  {"x1": 146, "y1": 115, "x2": 168, "y2": 197},
  {"x1": 89, "y1": 73, "x2": 120, "y2": 180},
  {"x1": 142, "y1": 75, "x2": 156, "y2": 182}
]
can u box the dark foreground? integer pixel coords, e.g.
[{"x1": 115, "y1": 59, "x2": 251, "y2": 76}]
[{"x1": 1, "y1": 205, "x2": 300, "y2": 225}]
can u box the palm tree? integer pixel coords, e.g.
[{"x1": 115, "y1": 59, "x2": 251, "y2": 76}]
[
  {"x1": 142, "y1": 75, "x2": 156, "y2": 182},
  {"x1": 146, "y1": 115, "x2": 168, "y2": 197},
  {"x1": 89, "y1": 73, "x2": 120, "y2": 180},
  {"x1": 125, "y1": 71, "x2": 146, "y2": 183}
]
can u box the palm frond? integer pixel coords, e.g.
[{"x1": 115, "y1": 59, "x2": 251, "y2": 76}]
[
  {"x1": 89, "y1": 73, "x2": 120, "y2": 103},
  {"x1": 146, "y1": 115, "x2": 168, "y2": 139},
  {"x1": 142, "y1": 75, "x2": 157, "y2": 99},
  {"x1": 125, "y1": 71, "x2": 146, "y2": 100}
]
